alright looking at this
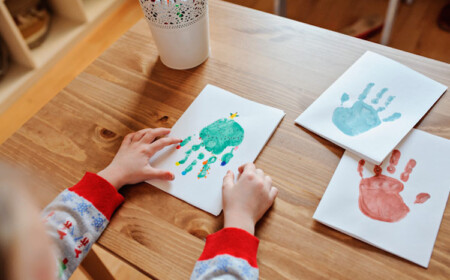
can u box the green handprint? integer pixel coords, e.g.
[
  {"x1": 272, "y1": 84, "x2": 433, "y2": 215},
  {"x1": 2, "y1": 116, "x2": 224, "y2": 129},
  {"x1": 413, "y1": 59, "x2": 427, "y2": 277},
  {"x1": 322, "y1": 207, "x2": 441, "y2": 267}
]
[{"x1": 175, "y1": 113, "x2": 244, "y2": 179}]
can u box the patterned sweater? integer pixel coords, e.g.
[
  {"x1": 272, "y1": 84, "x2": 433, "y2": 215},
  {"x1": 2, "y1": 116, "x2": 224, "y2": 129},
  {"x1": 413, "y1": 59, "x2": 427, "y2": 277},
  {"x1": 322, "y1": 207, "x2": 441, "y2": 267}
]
[{"x1": 41, "y1": 172, "x2": 259, "y2": 279}]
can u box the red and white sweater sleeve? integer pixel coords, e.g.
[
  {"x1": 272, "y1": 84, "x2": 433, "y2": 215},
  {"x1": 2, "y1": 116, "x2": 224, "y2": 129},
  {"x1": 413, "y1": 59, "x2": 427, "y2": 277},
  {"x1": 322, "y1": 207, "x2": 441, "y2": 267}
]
[
  {"x1": 191, "y1": 227, "x2": 260, "y2": 279},
  {"x1": 41, "y1": 172, "x2": 124, "y2": 280}
]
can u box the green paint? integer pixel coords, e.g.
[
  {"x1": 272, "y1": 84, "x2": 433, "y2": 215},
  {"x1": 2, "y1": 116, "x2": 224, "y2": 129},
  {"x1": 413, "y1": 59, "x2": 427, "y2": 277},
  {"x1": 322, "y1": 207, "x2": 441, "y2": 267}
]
[
  {"x1": 180, "y1": 136, "x2": 192, "y2": 147},
  {"x1": 182, "y1": 160, "x2": 197, "y2": 175},
  {"x1": 176, "y1": 149, "x2": 192, "y2": 165},
  {"x1": 220, "y1": 148, "x2": 234, "y2": 166},
  {"x1": 175, "y1": 115, "x2": 245, "y2": 178},
  {"x1": 192, "y1": 142, "x2": 204, "y2": 151},
  {"x1": 200, "y1": 118, "x2": 244, "y2": 154},
  {"x1": 198, "y1": 156, "x2": 217, "y2": 178}
]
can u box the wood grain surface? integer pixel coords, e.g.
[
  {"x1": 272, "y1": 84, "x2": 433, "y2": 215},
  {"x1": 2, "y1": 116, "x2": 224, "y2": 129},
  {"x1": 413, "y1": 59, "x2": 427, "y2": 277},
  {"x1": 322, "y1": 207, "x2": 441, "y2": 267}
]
[{"x1": 1, "y1": 0, "x2": 449, "y2": 279}]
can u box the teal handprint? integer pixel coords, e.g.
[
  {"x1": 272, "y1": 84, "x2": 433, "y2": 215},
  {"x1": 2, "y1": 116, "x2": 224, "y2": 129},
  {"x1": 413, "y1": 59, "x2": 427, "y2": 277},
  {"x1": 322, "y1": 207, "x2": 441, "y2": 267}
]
[
  {"x1": 175, "y1": 113, "x2": 244, "y2": 179},
  {"x1": 332, "y1": 83, "x2": 401, "y2": 136}
]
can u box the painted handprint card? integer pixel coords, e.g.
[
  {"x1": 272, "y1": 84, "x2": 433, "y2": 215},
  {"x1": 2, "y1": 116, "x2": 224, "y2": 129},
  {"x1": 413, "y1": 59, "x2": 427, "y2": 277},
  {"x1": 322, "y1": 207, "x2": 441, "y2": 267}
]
[
  {"x1": 295, "y1": 51, "x2": 447, "y2": 164},
  {"x1": 147, "y1": 85, "x2": 285, "y2": 215},
  {"x1": 313, "y1": 129, "x2": 450, "y2": 267}
]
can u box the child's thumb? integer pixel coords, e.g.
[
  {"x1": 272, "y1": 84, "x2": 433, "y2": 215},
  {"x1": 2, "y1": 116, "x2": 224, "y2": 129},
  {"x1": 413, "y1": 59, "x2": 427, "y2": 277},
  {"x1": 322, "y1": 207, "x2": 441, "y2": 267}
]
[
  {"x1": 222, "y1": 170, "x2": 235, "y2": 190},
  {"x1": 147, "y1": 168, "x2": 174, "y2": 181}
]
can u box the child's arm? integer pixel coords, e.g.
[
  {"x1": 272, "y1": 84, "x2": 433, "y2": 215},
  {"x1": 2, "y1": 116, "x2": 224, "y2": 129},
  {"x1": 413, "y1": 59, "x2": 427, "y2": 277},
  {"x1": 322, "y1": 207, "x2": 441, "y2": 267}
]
[
  {"x1": 41, "y1": 128, "x2": 180, "y2": 280},
  {"x1": 191, "y1": 163, "x2": 278, "y2": 279}
]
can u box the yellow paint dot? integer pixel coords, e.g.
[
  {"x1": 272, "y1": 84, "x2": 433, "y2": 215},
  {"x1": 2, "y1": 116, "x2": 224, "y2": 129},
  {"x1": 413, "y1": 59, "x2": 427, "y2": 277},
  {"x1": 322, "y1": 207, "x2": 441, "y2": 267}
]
[{"x1": 175, "y1": 162, "x2": 180, "y2": 166}]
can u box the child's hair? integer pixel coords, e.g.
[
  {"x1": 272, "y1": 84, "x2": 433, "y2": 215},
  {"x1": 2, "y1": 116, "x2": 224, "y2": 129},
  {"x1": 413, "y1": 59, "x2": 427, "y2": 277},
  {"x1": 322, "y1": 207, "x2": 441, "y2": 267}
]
[{"x1": 0, "y1": 163, "x2": 29, "y2": 280}]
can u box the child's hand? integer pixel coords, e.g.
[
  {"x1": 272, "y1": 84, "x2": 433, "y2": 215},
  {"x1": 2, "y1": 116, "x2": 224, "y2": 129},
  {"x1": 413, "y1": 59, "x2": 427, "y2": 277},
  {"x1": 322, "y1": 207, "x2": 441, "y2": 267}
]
[
  {"x1": 98, "y1": 128, "x2": 181, "y2": 190},
  {"x1": 222, "y1": 163, "x2": 278, "y2": 235}
]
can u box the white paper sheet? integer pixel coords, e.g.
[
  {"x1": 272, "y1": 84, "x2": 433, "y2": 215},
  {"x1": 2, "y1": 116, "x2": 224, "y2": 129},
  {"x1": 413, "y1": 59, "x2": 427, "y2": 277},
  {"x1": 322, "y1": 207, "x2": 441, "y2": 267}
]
[
  {"x1": 295, "y1": 51, "x2": 447, "y2": 164},
  {"x1": 147, "y1": 84, "x2": 285, "y2": 215},
  {"x1": 313, "y1": 129, "x2": 450, "y2": 267}
]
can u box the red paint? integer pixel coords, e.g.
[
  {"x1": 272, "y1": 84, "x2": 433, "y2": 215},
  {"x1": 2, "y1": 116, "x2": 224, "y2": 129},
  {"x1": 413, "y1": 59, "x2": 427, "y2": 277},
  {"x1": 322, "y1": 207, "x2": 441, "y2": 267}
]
[
  {"x1": 176, "y1": 145, "x2": 181, "y2": 149},
  {"x1": 358, "y1": 159, "x2": 365, "y2": 177},
  {"x1": 357, "y1": 151, "x2": 424, "y2": 223},
  {"x1": 387, "y1": 149, "x2": 401, "y2": 173},
  {"x1": 415, "y1": 193, "x2": 430, "y2": 204},
  {"x1": 359, "y1": 174, "x2": 410, "y2": 222},
  {"x1": 400, "y1": 159, "x2": 416, "y2": 182},
  {"x1": 373, "y1": 164, "x2": 382, "y2": 176}
]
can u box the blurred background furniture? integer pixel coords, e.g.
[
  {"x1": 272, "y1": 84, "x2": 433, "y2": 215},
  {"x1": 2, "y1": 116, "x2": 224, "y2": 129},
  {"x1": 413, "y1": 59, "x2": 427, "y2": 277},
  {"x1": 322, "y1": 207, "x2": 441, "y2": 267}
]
[
  {"x1": 0, "y1": 0, "x2": 126, "y2": 114},
  {"x1": 274, "y1": 0, "x2": 415, "y2": 45}
]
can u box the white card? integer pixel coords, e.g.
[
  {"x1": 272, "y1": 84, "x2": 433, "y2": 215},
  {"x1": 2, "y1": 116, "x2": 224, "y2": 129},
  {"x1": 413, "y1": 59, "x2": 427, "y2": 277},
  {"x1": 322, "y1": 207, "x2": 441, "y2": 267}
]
[
  {"x1": 147, "y1": 84, "x2": 285, "y2": 215},
  {"x1": 295, "y1": 51, "x2": 447, "y2": 164},
  {"x1": 313, "y1": 129, "x2": 450, "y2": 267}
]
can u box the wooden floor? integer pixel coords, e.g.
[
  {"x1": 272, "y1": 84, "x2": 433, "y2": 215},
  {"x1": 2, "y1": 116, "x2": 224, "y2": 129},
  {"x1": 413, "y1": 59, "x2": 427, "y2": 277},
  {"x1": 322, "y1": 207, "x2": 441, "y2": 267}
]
[{"x1": 0, "y1": 0, "x2": 448, "y2": 279}]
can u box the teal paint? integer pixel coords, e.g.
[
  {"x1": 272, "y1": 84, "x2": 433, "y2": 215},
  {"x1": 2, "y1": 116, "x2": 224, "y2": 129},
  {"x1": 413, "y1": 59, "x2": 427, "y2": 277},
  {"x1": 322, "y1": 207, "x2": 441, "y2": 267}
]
[
  {"x1": 340, "y1": 93, "x2": 349, "y2": 105},
  {"x1": 179, "y1": 136, "x2": 192, "y2": 147},
  {"x1": 198, "y1": 156, "x2": 217, "y2": 178},
  {"x1": 358, "y1": 83, "x2": 374, "y2": 101},
  {"x1": 176, "y1": 149, "x2": 192, "y2": 166},
  {"x1": 175, "y1": 114, "x2": 245, "y2": 178},
  {"x1": 371, "y1": 88, "x2": 388, "y2": 104},
  {"x1": 182, "y1": 160, "x2": 197, "y2": 175},
  {"x1": 221, "y1": 148, "x2": 234, "y2": 166},
  {"x1": 383, "y1": 112, "x2": 402, "y2": 122},
  {"x1": 332, "y1": 83, "x2": 401, "y2": 136},
  {"x1": 200, "y1": 118, "x2": 244, "y2": 154},
  {"x1": 192, "y1": 143, "x2": 204, "y2": 151}
]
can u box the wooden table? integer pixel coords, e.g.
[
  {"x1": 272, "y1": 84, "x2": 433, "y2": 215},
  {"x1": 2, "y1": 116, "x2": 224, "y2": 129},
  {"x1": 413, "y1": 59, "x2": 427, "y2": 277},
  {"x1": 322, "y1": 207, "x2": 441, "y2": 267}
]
[{"x1": 1, "y1": 0, "x2": 449, "y2": 279}]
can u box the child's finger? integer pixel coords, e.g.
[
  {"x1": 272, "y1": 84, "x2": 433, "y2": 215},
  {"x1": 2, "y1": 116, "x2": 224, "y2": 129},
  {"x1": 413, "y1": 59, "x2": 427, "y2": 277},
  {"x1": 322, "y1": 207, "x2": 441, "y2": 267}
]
[
  {"x1": 148, "y1": 137, "x2": 182, "y2": 155},
  {"x1": 133, "y1": 128, "x2": 155, "y2": 142},
  {"x1": 264, "y1": 175, "x2": 272, "y2": 191},
  {"x1": 238, "y1": 163, "x2": 255, "y2": 174},
  {"x1": 123, "y1": 132, "x2": 135, "y2": 145},
  {"x1": 146, "y1": 168, "x2": 174, "y2": 181},
  {"x1": 141, "y1": 128, "x2": 171, "y2": 143},
  {"x1": 268, "y1": 186, "x2": 278, "y2": 203},
  {"x1": 222, "y1": 170, "x2": 235, "y2": 190},
  {"x1": 255, "y1": 169, "x2": 264, "y2": 177}
]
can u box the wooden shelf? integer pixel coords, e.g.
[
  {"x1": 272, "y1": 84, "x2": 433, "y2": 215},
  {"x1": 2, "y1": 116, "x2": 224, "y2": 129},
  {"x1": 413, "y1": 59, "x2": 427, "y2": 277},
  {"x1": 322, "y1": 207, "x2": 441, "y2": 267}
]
[
  {"x1": 0, "y1": 0, "x2": 126, "y2": 113},
  {"x1": 84, "y1": 0, "x2": 120, "y2": 22}
]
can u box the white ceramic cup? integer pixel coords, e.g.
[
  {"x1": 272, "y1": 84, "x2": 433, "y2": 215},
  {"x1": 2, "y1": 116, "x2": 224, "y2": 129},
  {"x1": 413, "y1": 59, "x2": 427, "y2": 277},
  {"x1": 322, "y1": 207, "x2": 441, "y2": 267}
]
[{"x1": 139, "y1": 0, "x2": 210, "y2": 70}]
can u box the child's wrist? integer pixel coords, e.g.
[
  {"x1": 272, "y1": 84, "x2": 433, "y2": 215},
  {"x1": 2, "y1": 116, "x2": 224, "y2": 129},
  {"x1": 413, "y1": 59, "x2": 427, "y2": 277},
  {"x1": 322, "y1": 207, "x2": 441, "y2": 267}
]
[
  {"x1": 223, "y1": 210, "x2": 255, "y2": 235},
  {"x1": 97, "y1": 167, "x2": 125, "y2": 191}
]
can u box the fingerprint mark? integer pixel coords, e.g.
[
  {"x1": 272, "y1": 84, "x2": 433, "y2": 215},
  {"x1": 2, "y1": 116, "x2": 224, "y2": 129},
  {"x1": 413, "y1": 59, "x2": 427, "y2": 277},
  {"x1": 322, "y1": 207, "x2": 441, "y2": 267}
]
[
  {"x1": 373, "y1": 164, "x2": 382, "y2": 176},
  {"x1": 414, "y1": 193, "x2": 430, "y2": 204},
  {"x1": 387, "y1": 149, "x2": 401, "y2": 174},
  {"x1": 400, "y1": 159, "x2": 416, "y2": 182},
  {"x1": 358, "y1": 159, "x2": 365, "y2": 178}
]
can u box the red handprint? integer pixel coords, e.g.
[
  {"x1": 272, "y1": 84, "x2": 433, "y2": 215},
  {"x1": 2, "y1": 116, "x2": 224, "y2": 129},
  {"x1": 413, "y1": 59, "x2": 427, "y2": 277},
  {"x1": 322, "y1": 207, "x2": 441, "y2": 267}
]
[{"x1": 357, "y1": 149, "x2": 430, "y2": 222}]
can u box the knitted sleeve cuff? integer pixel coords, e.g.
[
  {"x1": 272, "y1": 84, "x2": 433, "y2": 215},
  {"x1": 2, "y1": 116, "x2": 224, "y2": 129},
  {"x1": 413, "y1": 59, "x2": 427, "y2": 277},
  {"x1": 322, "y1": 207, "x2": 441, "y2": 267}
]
[
  {"x1": 198, "y1": 227, "x2": 260, "y2": 268},
  {"x1": 68, "y1": 172, "x2": 124, "y2": 220}
]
